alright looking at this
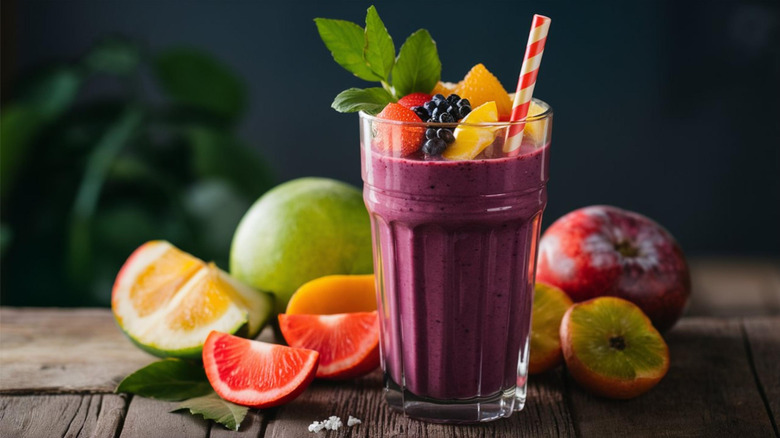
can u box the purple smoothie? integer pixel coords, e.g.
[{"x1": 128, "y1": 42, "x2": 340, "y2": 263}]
[{"x1": 362, "y1": 143, "x2": 549, "y2": 401}]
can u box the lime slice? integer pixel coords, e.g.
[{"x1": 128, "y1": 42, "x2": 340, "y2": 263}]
[
  {"x1": 112, "y1": 241, "x2": 273, "y2": 358},
  {"x1": 442, "y1": 101, "x2": 499, "y2": 160}
]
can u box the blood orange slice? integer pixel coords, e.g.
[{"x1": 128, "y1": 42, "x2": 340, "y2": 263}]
[
  {"x1": 202, "y1": 331, "x2": 319, "y2": 408},
  {"x1": 278, "y1": 311, "x2": 380, "y2": 379}
]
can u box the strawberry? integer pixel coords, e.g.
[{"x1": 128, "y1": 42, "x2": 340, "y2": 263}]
[
  {"x1": 374, "y1": 103, "x2": 425, "y2": 157},
  {"x1": 397, "y1": 92, "x2": 432, "y2": 110}
]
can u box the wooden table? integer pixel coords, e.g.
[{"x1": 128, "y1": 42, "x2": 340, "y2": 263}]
[{"x1": 1, "y1": 258, "x2": 779, "y2": 437}]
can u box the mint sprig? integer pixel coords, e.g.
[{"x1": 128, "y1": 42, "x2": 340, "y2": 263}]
[
  {"x1": 316, "y1": 5, "x2": 441, "y2": 114},
  {"x1": 116, "y1": 359, "x2": 247, "y2": 431}
]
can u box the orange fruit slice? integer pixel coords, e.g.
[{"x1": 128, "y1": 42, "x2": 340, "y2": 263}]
[
  {"x1": 278, "y1": 311, "x2": 380, "y2": 379},
  {"x1": 529, "y1": 283, "x2": 573, "y2": 374},
  {"x1": 441, "y1": 101, "x2": 499, "y2": 160},
  {"x1": 431, "y1": 80, "x2": 459, "y2": 97},
  {"x1": 285, "y1": 274, "x2": 376, "y2": 315},
  {"x1": 203, "y1": 331, "x2": 319, "y2": 408},
  {"x1": 112, "y1": 241, "x2": 273, "y2": 358},
  {"x1": 453, "y1": 64, "x2": 513, "y2": 120}
]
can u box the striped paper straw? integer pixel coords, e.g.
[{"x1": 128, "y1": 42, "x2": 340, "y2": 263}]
[{"x1": 504, "y1": 14, "x2": 551, "y2": 154}]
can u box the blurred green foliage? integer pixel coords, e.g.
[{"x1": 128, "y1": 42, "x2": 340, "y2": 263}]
[{"x1": 0, "y1": 39, "x2": 275, "y2": 307}]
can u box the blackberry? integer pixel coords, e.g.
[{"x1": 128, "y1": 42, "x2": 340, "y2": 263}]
[
  {"x1": 423, "y1": 138, "x2": 447, "y2": 156},
  {"x1": 412, "y1": 106, "x2": 429, "y2": 121},
  {"x1": 437, "y1": 128, "x2": 455, "y2": 144},
  {"x1": 417, "y1": 93, "x2": 472, "y2": 156}
]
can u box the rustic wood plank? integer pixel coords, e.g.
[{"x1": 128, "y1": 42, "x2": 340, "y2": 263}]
[
  {"x1": 264, "y1": 368, "x2": 575, "y2": 437},
  {"x1": 0, "y1": 394, "x2": 127, "y2": 437},
  {"x1": 743, "y1": 317, "x2": 780, "y2": 434},
  {"x1": 566, "y1": 318, "x2": 776, "y2": 437},
  {"x1": 119, "y1": 396, "x2": 208, "y2": 438},
  {"x1": 209, "y1": 409, "x2": 267, "y2": 437},
  {"x1": 0, "y1": 307, "x2": 154, "y2": 393},
  {"x1": 688, "y1": 258, "x2": 780, "y2": 317},
  {"x1": 0, "y1": 307, "x2": 276, "y2": 394}
]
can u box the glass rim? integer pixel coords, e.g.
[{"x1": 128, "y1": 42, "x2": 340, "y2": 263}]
[{"x1": 359, "y1": 97, "x2": 552, "y2": 128}]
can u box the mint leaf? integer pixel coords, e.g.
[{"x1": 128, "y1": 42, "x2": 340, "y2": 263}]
[
  {"x1": 172, "y1": 393, "x2": 248, "y2": 431},
  {"x1": 332, "y1": 87, "x2": 394, "y2": 114},
  {"x1": 315, "y1": 18, "x2": 382, "y2": 82},
  {"x1": 363, "y1": 6, "x2": 394, "y2": 81},
  {"x1": 391, "y1": 29, "x2": 441, "y2": 97},
  {"x1": 116, "y1": 359, "x2": 212, "y2": 401}
]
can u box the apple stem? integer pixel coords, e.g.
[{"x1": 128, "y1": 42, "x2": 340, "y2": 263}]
[{"x1": 614, "y1": 241, "x2": 639, "y2": 258}]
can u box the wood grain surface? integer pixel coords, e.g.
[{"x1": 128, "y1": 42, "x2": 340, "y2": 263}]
[{"x1": 1, "y1": 259, "x2": 778, "y2": 437}]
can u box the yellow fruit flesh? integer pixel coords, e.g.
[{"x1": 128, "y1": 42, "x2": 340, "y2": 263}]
[
  {"x1": 130, "y1": 247, "x2": 203, "y2": 317},
  {"x1": 431, "y1": 81, "x2": 458, "y2": 97},
  {"x1": 165, "y1": 265, "x2": 234, "y2": 331},
  {"x1": 442, "y1": 101, "x2": 499, "y2": 161},
  {"x1": 453, "y1": 64, "x2": 512, "y2": 119},
  {"x1": 523, "y1": 101, "x2": 549, "y2": 144},
  {"x1": 529, "y1": 283, "x2": 573, "y2": 373}
]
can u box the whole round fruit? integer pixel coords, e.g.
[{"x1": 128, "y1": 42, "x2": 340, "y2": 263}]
[
  {"x1": 230, "y1": 178, "x2": 373, "y2": 313},
  {"x1": 536, "y1": 205, "x2": 690, "y2": 331},
  {"x1": 560, "y1": 296, "x2": 670, "y2": 399}
]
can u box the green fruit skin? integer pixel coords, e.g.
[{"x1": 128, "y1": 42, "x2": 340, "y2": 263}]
[
  {"x1": 230, "y1": 178, "x2": 373, "y2": 314},
  {"x1": 118, "y1": 319, "x2": 249, "y2": 360}
]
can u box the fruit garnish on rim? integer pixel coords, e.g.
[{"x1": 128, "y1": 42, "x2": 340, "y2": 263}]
[
  {"x1": 560, "y1": 296, "x2": 670, "y2": 399},
  {"x1": 440, "y1": 101, "x2": 499, "y2": 160},
  {"x1": 279, "y1": 311, "x2": 380, "y2": 379},
  {"x1": 112, "y1": 240, "x2": 273, "y2": 358},
  {"x1": 203, "y1": 331, "x2": 319, "y2": 409}
]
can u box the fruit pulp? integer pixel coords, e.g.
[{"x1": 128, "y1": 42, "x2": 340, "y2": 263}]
[{"x1": 361, "y1": 126, "x2": 550, "y2": 422}]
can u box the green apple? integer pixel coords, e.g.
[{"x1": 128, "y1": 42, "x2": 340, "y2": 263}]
[{"x1": 230, "y1": 178, "x2": 373, "y2": 313}]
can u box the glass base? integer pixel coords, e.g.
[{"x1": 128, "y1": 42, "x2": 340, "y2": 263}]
[{"x1": 384, "y1": 374, "x2": 526, "y2": 424}]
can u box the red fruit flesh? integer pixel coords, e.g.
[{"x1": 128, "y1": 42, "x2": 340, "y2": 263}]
[
  {"x1": 397, "y1": 92, "x2": 432, "y2": 109},
  {"x1": 374, "y1": 103, "x2": 425, "y2": 157},
  {"x1": 278, "y1": 311, "x2": 380, "y2": 379},
  {"x1": 536, "y1": 205, "x2": 690, "y2": 331},
  {"x1": 202, "y1": 331, "x2": 319, "y2": 408}
]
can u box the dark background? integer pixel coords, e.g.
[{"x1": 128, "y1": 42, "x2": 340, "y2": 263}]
[{"x1": 2, "y1": 0, "x2": 779, "y2": 306}]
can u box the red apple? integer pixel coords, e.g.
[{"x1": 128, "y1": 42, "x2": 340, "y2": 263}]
[{"x1": 536, "y1": 205, "x2": 690, "y2": 332}]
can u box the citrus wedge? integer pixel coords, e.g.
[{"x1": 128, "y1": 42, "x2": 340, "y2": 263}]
[
  {"x1": 522, "y1": 100, "x2": 549, "y2": 145},
  {"x1": 285, "y1": 274, "x2": 376, "y2": 315},
  {"x1": 453, "y1": 64, "x2": 512, "y2": 119},
  {"x1": 442, "y1": 101, "x2": 499, "y2": 160},
  {"x1": 529, "y1": 283, "x2": 573, "y2": 374},
  {"x1": 112, "y1": 241, "x2": 274, "y2": 358},
  {"x1": 203, "y1": 331, "x2": 319, "y2": 408},
  {"x1": 278, "y1": 311, "x2": 380, "y2": 379}
]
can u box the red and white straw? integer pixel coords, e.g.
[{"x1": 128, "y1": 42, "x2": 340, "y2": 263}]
[{"x1": 504, "y1": 14, "x2": 551, "y2": 154}]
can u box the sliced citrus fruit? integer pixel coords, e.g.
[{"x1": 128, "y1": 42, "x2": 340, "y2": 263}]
[
  {"x1": 529, "y1": 283, "x2": 573, "y2": 374},
  {"x1": 203, "y1": 331, "x2": 319, "y2": 408},
  {"x1": 278, "y1": 311, "x2": 380, "y2": 379},
  {"x1": 453, "y1": 64, "x2": 512, "y2": 119},
  {"x1": 286, "y1": 274, "x2": 376, "y2": 315},
  {"x1": 560, "y1": 297, "x2": 670, "y2": 399},
  {"x1": 522, "y1": 100, "x2": 550, "y2": 145},
  {"x1": 112, "y1": 241, "x2": 274, "y2": 358},
  {"x1": 441, "y1": 101, "x2": 499, "y2": 160},
  {"x1": 431, "y1": 80, "x2": 459, "y2": 97}
]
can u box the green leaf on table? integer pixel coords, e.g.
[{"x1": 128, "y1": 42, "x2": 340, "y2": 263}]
[
  {"x1": 86, "y1": 38, "x2": 142, "y2": 75},
  {"x1": 391, "y1": 29, "x2": 441, "y2": 97},
  {"x1": 331, "y1": 87, "x2": 394, "y2": 114},
  {"x1": 315, "y1": 18, "x2": 382, "y2": 82},
  {"x1": 363, "y1": 6, "x2": 394, "y2": 81},
  {"x1": 154, "y1": 48, "x2": 247, "y2": 121},
  {"x1": 116, "y1": 359, "x2": 213, "y2": 401},
  {"x1": 172, "y1": 393, "x2": 248, "y2": 431}
]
